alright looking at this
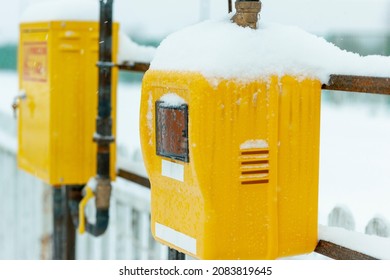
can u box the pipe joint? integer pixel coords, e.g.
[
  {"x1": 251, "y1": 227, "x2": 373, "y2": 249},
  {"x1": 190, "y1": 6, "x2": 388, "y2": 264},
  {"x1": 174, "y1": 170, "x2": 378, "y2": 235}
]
[
  {"x1": 94, "y1": 117, "x2": 114, "y2": 143},
  {"x1": 96, "y1": 61, "x2": 115, "y2": 68},
  {"x1": 231, "y1": 0, "x2": 261, "y2": 29},
  {"x1": 95, "y1": 177, "x2": 112, "y2": 210}
]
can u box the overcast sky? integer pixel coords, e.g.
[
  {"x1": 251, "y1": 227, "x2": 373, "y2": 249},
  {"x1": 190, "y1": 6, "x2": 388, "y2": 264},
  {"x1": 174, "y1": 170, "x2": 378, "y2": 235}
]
[{"x1": 1, "y1": 0, "x2": 390, "y2": 44}]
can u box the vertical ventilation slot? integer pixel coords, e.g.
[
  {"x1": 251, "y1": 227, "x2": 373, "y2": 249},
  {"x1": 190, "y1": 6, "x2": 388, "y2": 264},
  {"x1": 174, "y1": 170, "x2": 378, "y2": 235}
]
[{"x1": 239, "y1": 148, "x2": 270, "y2": 185}]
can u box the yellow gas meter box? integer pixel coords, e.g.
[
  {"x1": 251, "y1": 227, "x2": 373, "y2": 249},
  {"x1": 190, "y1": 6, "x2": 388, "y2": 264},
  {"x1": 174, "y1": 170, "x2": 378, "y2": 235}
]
[
  {"x1": 18, "y1": 21, "x2": 118, "y2": 185},
  {"x1": 140, "y1": 71, "x2": 321, "y2": 259}
]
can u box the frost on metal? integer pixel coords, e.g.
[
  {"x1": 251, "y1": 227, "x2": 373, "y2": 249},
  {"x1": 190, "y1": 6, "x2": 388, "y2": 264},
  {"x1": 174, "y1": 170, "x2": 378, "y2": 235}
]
[{"x1": 146, "y1": 93, "x2": 154, "y2": 146}]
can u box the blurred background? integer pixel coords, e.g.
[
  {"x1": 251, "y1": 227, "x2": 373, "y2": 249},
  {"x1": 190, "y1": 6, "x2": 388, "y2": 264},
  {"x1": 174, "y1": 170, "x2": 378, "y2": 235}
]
[
  {"x1": 3, "y1": 0, "x2": 390, "y2": 90},
  {"x1": 3, "y1": 0, "x2": 390, "y2": 80},
  {"x1": 1, "y1": 0, "x2": 390, "y2": 259}
]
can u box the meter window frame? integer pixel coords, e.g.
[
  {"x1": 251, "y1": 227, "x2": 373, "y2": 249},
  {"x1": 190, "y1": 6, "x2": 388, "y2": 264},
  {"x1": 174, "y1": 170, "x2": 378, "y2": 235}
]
[{"x1": 155, "y1": 101, "x2": 189, "y2": 163}]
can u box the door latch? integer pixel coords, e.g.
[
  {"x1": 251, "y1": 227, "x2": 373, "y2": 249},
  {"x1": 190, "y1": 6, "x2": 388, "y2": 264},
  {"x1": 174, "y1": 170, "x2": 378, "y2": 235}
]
[{"x1": 12, "y1": 90, "x2": 27, "y2": 118}]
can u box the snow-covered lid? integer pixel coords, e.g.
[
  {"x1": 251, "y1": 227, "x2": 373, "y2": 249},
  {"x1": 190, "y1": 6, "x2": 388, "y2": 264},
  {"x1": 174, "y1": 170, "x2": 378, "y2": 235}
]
[{"x1": 151, "y1": 17, "x2": 390, "y2": 83}]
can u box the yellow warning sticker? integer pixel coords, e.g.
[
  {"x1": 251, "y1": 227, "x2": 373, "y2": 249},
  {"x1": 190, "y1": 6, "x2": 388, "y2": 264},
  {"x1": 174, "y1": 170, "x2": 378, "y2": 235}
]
[{"x1": 23, "y1": 42, "x2": 47, "y2": 82}]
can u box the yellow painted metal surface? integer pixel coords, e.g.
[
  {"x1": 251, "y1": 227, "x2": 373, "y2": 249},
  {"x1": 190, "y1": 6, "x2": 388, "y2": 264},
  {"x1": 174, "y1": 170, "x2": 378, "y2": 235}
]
[
  {"x1": 140, "y1": 71, "x2": 321, "y2": 259},
  {"x1": 78, "y1": 186, "x2": 95, "y2": 234},
  {"x1": 18, "y1": 21, "x2": 118, "y2": 185}
]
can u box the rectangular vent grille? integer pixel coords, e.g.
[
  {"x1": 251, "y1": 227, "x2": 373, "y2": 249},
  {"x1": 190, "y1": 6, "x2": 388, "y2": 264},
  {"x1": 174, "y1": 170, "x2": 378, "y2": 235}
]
[{"x1": 239, "y1": 148, "x2": 269, "y2": 185}]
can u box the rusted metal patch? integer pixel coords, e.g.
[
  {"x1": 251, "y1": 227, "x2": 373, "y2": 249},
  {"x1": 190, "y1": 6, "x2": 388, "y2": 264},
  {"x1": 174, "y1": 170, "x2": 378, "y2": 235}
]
[
  {"x1": 315, "y1": 240, "x2": 377, "y2": 260},
  {"x1": 155, "y1": 102, "x2": 189, "y2": 163},
  {"x1": 117, "y1": 63, "x2": 150, "y2": 72},
  {"x1": 322, "y1": 75, "x2": 390, "y2": 95}
]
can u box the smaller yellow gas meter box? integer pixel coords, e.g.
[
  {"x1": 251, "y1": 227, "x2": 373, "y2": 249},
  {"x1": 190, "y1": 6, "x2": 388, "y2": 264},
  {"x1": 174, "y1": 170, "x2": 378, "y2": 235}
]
[
  {"x1": 17, "y1": 21, "x2": 118, "y2": 185},
  {"x1": 140, "y1": 71, "x2": 321, "y2": 260}
]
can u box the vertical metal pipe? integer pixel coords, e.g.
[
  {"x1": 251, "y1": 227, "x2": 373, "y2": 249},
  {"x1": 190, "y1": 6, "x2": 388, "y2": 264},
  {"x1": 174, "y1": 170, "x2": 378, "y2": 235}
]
[
  {"x1": 52, "y1": 186, "x2": 64, "y2": 260},
  {"x1": 67, "y1": 185, "x2": 83, "y2": 232},
  {"x1": 65, "y1": 187, "x2": 77, "y2": 260},
  {"x1": 95, "y1": 0, "x2": 114, "y2": 178},
  {"x1": 168, "y1": 248, "x2": 186, "y2": 260},
  {"x1": 53, "y1": 186, "x2": 76, "y2": 260},
  {"x1": 84, "y1": 0, "x2": 114, "y2": 237}
]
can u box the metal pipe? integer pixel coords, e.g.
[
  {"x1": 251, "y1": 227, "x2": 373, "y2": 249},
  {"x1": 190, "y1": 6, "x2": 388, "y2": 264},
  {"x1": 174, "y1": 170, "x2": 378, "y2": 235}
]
[
  {"x1": 53, "y1": 186, "x2": 76, "y2": 260},
  {"x1": 84, "y1": 0, "x2": 115, "y2": 237},
  {"x1": 117, "y1": 62, "x2": 150, "y2": 72},
  {"x1": 315, "y1": 240, "x2": 377, "y2": 260},
  {"x1": 67, "y1": 185, "x2": 83, "y2": 230},
  {"x1": 231, "y1": 0, "x2": 261, "y2": 29},
  {"x1": 322, "y1": 74, "x2": 390, "y2": 95},
  {"x1": 168, "y1": 248, "x2": 186, "y2": 260}
]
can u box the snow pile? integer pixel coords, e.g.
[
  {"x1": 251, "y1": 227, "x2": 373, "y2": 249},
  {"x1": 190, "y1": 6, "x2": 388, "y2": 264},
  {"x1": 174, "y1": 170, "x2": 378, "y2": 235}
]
[
  {"x1": 118, "y1": 32, "x2": 155, "y2": 64},
  {"x1": 20, "y1": 0, "x2": 155, "y2": 64},
  {"x1": 151, "y1": 18, "x2": 390, "y2": 83},
  {"x1": 159, "y1": 93, "x2": 186, "y2": 107}
]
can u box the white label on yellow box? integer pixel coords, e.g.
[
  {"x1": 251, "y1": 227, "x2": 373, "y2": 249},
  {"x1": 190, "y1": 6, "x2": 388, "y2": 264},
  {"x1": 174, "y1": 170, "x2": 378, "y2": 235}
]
[
  {"x1": 155, "y1": 222, "x2": 197, "y2": 255},
  {"x1": 161, "y1": 160, "x2": 184, "y2": 182}
]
